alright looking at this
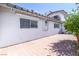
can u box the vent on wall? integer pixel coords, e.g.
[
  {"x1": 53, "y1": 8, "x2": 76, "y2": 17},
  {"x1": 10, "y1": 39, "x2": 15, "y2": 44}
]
[{"x1": 42, "y1": 21, "x2": 48, "y2": 31}]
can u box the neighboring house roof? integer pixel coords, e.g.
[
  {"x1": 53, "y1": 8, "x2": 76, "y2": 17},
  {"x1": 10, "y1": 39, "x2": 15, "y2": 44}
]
[
  {"x1": 47, "y1": 10, "x2": 67, "y2": 16},
  {"x1": 0, "y1": 3, "x2": 66, "y2": 23}
]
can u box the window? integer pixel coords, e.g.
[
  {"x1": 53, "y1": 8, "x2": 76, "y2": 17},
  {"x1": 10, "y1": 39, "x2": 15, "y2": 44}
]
[
  {"x1": 31, "y1": 20, "x2": 38, "y2": 28},
  {"x1": 54, "y1": 15, "x2": 60, "y2": 20},
  {"x1": 54, "y1": 24, "x2": 60, "y2": 28},
  {"x1": 20, "y1": 18, "x2": 30, "y2": 28},
  {"x1": 20, "y1": 18, "x2": 38, "y2": 28}
]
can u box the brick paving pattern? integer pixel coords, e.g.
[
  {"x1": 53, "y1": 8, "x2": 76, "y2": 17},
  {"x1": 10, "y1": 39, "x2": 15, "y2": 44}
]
[{"x1": 0, "y1": 34, "x2": 77, "y2": 56}]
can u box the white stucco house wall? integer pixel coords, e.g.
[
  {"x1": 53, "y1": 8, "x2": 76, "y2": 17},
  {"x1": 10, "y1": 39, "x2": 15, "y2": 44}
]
[{"x1": 0, "y1": 3, "x2": 67, "y2": 48}]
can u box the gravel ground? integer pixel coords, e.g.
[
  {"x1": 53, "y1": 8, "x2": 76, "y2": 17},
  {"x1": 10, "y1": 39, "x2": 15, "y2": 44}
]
[{"x1": 0, "y1": 34, "x2": 77, "y2": 56}]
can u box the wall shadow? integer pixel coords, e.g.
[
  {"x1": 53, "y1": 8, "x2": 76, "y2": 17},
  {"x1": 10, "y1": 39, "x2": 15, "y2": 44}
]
[{"x1": 49, "y1": 40, "x2": 77, "y2": 56}]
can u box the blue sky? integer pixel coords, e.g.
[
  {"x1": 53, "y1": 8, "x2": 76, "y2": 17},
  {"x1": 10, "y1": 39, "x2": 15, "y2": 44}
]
[{"x1": 15, "y1": 3, "x2": 76, "y2": 14}]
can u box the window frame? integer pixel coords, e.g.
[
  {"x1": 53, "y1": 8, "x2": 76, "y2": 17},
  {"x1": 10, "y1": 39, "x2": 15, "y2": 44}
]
[
  {"x1": 53, "y1": 15, "x2": 61, "y2": 20},
  {"x1": 54, "y1": 23, "x2": 60, "y2": 28},
  {"x1": 20, "y1": 18, "x2": 38, "y2": 29},
  {"x1": 30, "y1": 20, "x2": 38, "y2": 28}
]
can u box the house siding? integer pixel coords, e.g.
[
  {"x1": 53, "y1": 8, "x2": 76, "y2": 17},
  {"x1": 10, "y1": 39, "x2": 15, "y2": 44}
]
[
  {"x1": 0, "y1": 12, "x2": 61, "y2": 48},
  {"x1": 0, "y1": 4, "x2": 66, "y2": 48}
]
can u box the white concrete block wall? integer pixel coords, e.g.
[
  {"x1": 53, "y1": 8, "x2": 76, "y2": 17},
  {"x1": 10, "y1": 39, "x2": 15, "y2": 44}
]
[
  {"x1": 0, "y1": 12, "x2": 20, "y2": 47},
  {"x1": 0, "y1": 12, "x2": 61, "y2": 48}
]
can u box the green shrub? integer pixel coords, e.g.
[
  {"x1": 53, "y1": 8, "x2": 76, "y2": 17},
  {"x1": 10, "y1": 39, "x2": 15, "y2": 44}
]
[{"x1": 64, "y1": 10, "x2": 79, "y2": 35}]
